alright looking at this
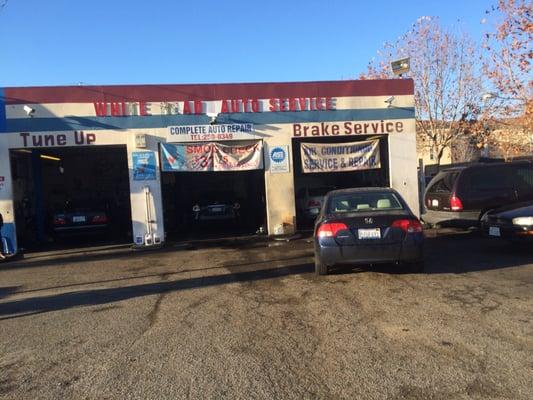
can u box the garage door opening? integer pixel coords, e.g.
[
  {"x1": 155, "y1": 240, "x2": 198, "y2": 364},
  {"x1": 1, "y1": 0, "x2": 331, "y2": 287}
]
[
  {"x1": 9, "y1": 146, "x2": 132, "y2": 251},
  {"x1": 292, "y1": 135, "x2": 389, "y2": 230},
  {"x1": 160, "y1": 141, "x2": 267, "y2": 240}
]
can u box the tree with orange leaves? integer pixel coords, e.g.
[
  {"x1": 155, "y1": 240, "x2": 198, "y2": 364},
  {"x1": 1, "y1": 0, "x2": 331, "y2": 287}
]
[
  {"x1": 482, "y1": 0, "x2": 532, "y2": 160},
  {"x1": 360, "y1": 17, "x2": 484, "y2": 167}
]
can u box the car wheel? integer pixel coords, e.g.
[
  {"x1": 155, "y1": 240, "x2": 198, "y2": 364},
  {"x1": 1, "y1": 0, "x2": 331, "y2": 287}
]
[{"x1": 315, "y1": 258, "x2": 328, "y2": 275}]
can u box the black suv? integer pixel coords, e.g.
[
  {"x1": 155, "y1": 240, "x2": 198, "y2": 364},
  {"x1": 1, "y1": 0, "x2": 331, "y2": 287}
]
[{"x1": 423, "y1": 161, "x2": 533, "y2": 228}]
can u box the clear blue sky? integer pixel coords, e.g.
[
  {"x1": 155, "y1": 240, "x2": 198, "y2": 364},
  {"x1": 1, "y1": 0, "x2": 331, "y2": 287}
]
[{"x1": 0, "y1": 0, "x2": 493, "y2": 87}]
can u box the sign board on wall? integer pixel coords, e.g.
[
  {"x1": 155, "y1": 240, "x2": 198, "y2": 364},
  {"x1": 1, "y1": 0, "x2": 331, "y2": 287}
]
[
  {"x1": 301, "y1": 139, "x2": 381, "y2": 173},
  {"x1": 135, "y1": 133, "x2": 147, "y2": 148},
  {"x1": 132, "y1": 151, "x2": 157, "y2": 180},
  {"x1": 292, "y1": 120, "x2": 406, "y2": 138},
  {"x1": 160, "y1": 141, "x2": 263, "y2": 172},
  {"x1": 17, "y1": 131, "x2": 97, "y2": 148},
  {"x1": 268, "y1": 145, "x2": 290, "y2": 174},
  {"x1": 93, "y1": 97, "x2": 336, "y2": 117},
  {"x1": 167, "y1": 124, "x2": 258, "y2": 143}
]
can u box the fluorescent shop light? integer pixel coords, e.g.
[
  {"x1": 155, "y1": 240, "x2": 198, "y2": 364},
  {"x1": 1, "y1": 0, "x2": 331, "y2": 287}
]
[{"x1": 40, "y1": 155, "x2": 61, "y2": 161}]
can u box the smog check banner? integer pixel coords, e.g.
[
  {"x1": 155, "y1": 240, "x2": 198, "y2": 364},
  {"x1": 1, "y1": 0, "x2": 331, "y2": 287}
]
[
  {"x1": 160, "y1": 141, "x2": 263, "y2": 172},
  {"x1": 301, "y1": 139, "x2": 380, "y2": 173}
]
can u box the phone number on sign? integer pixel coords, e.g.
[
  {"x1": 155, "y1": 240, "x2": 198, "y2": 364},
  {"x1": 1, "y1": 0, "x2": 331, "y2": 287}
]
[{"x1": 189, "y1": 133, "x2": 235, "y2": 141}]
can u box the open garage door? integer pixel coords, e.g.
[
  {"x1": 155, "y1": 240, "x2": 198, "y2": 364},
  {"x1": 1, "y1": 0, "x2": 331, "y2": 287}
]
[
  {"x1": 160, "y1": 141, "x2": 266, "y2": 240},
  {"x1": 9, "y1": 145, "x2": 132, "y2": 250},
  {"x1": 292, "y1": 135, "x2": 389, "y2": 229}
]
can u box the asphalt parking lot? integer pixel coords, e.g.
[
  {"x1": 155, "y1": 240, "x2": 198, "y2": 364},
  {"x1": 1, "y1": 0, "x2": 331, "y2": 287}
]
[{"x1": 0, "y1": 230, "x2": 532, "y2": 400}]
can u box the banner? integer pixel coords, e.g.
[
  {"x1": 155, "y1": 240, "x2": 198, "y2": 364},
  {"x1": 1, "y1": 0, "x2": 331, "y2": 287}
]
[
  {"x1": 301, "y1": 139, "x2": 381, "y2": 173},
  {"x1": 160, "y1": 141, "x2": 263, "y2": 172}
]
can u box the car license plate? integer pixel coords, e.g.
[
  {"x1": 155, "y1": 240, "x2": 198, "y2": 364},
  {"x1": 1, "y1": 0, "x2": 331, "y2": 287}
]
[
  {"x1": 210, "y1": 207, "x2": 223, "y2": 213},
  {"x1": 73, "y1": 216, "x2": 86, "y2": 223},
  {"x1": 431, "y1": 199, "x2": 439, "y2": 207},
  {"x1": 358, "y1": 228, "x2": 381, "y2": 240},
  {"x1": 489, "y1": 226, "x2": 501, "y2": 237}
]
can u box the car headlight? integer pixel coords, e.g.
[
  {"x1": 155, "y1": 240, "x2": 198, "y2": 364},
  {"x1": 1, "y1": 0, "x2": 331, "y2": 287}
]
[{"x1": 512, "y1": 217, "x2": 533, "y2": 226}]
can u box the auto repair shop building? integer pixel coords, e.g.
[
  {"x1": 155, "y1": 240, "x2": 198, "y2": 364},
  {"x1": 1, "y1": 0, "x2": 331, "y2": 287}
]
[{"x1": 0, "y1": 79, "x2": 417, "y2": 249}]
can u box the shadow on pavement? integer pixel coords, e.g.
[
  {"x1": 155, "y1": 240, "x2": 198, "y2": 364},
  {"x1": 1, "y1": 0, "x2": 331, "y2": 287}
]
[
  {"x1": 301, "y1": 229, "x2": 532, "y2": 276},
  {"x1": 0, "y1": 286, "x2": 20, "y2": 300},
  {"x1": 2, "y1": 248, "x2": 138, "y2": 271},
  {"x1": 1, "y1": 230, "x2": 531, "y2": 319},
  {"x1": 422, "y1": 229, "x2": 533, "y2": 274},
  {"x1": 12, "y1": 252, "x2": 313, "y2": 296},
  {"x1": 0, "y1": 263, "x2": 314, "y2": 320},
  {"x1": 1, "y1": 235, "x2": 279, "y2": 271}
]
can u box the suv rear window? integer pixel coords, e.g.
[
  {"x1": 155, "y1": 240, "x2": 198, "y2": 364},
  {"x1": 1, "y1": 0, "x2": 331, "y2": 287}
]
[{"x1": 427, "y1": 172, "x2": 459, "y2": 194}]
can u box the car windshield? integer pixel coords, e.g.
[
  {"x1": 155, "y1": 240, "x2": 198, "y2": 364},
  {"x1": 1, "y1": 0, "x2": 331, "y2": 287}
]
[{"x1": 328, "y1": 192, "x2": 404, "y2": 213}]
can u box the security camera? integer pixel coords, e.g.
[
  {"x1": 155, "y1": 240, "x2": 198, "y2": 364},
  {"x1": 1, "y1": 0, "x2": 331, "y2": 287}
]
[
  {"x1": 23, "y1": 105, "x2": 35, "y2": 116},
  {"x1": 384, "y1": 96, "x2": 395, "y2": 105},
  {"x1": 206, "y1": 111, "x2": 219, "y2": 125}
]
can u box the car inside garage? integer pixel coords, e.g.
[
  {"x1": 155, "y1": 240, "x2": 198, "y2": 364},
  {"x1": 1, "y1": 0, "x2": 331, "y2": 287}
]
[
  {"x1": 292, "y1": 135, "x2": 390, "y2": 229},
  {"x1": 9, "y1": 145, "x2": 132, "y2": 250},
  {"x1": 160, "y1": 140, "x2": 267, "y2": 240}
]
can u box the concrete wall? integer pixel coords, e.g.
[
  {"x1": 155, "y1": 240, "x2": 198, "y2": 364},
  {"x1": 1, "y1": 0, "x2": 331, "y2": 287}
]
[
  {"x1": 262, "y1": 137, "x2": 296, "y2": 235},
  {"x1": 389, "y1": 131, "x2": 419, "y2": 217}
]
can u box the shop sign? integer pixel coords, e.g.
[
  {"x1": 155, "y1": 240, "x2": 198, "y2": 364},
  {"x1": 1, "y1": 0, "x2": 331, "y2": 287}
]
[
  {"x1": 135, "y1": 133, "x2": 147, "y2": 148},
  {"x1": 160, "y1": 141, "x2": 263, "y2": 172},
  {"x1": 293, "y1": 120, "x2": 405, "y2": 137},
  {"x1": 301, "y1": 139, "x2": 380, "y2": 173},
  {"x1": 18, "y1": 131, "x2": 96, "y2": 148},
  {"x1": 268, "y1": 145, "x2": 290, "y2": 174},
  {"x1": 132, "y1": 151, "x2": 157, "y2": 180},
  {"x1": 94, "y1": 97, "x2": 336, "y2": 117},
  {"x1": 167, "y1": 123, "x2": 257, "y2": 142}
]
